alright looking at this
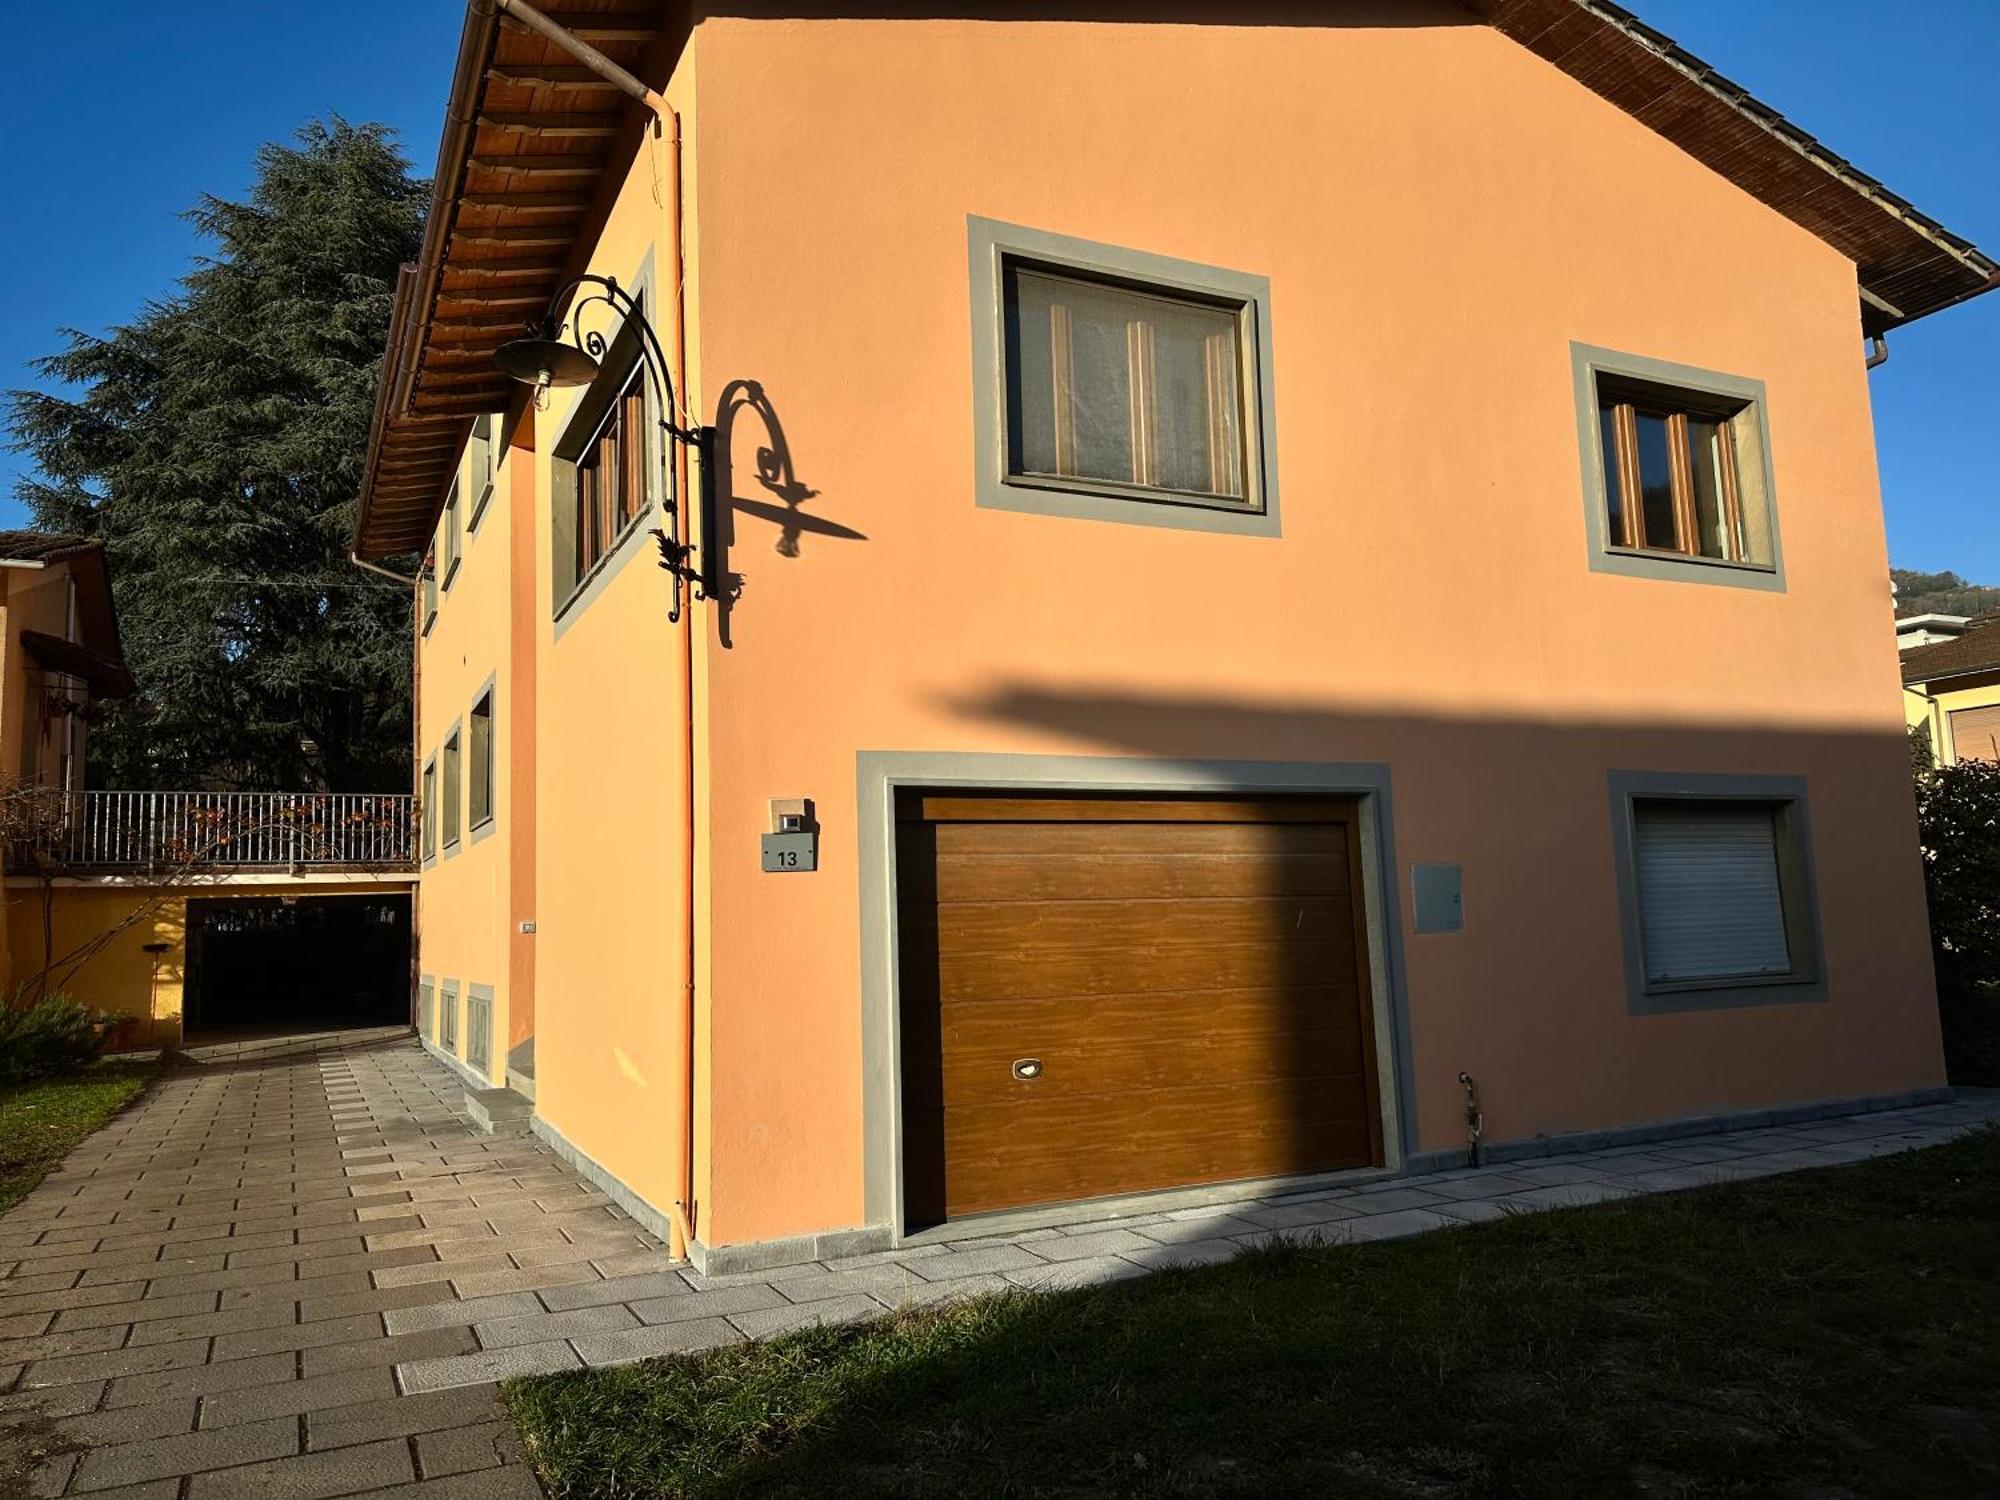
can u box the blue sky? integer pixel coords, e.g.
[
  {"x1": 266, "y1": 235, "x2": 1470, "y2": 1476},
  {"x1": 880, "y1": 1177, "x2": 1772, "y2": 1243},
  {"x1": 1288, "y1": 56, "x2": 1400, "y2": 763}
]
[{"x1": 2, "y1": 1, "x2": 1994, "y2": 579}]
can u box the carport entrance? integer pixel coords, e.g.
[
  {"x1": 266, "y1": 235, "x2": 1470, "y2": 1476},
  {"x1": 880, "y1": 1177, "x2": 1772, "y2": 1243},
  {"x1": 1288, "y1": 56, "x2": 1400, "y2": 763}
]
[{"x1": 184, "y1": 893, "x2": 411, "y2": 1033}]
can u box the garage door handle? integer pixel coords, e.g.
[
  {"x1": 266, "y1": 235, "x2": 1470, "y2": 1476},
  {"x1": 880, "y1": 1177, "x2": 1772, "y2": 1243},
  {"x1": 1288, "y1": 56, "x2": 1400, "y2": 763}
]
[{"x1": 1011, "y1": 1058, "x2": 1043, "y2": 1081}]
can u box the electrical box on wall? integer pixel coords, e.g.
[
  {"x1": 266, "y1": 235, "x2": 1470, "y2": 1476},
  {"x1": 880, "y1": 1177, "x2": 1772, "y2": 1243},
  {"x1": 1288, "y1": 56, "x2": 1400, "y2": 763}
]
[
  {"x1": 762, "y1": 798, "x2": 818, "y2": 873},
  {"x1": 1412, "y1": 863, "x2": 1464, "y2": 934}
]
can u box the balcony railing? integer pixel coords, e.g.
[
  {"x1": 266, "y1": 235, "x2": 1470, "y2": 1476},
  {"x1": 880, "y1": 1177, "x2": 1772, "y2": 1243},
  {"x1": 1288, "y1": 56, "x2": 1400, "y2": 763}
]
[{"x1": 15, "y1": 791, "x2": 418, "y2": 873}]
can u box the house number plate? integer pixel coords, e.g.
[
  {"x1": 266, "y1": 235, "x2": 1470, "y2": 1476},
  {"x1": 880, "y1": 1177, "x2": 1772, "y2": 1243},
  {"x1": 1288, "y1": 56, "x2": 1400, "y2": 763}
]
[{"x1": 760, "y1": 832, "x2": 817, "y2": 873}]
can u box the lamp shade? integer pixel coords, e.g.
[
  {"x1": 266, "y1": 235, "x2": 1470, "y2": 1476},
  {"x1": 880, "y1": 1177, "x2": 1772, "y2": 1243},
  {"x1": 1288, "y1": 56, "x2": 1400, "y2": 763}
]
[{"x1": 494, "y1": 336, "x2": 600, "y2": 389}]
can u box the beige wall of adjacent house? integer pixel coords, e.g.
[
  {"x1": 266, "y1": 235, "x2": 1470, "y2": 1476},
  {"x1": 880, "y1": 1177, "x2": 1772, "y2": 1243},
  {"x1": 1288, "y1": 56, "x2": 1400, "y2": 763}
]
[
  {"x1": 1908, "y1": 673, "x2": 2000, "y2": 763},
  {"x1": 676, "y1": 11, "x2": 1942, "y2": 1247}
]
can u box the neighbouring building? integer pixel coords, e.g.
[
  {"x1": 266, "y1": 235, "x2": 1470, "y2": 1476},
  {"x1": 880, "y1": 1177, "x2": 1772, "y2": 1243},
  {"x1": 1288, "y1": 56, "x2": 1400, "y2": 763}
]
[
  {"x1": 356, "y1": 0, "x2": 1997, "y2": 1272},
  {"x1": 1896, "y1": 613, "x2": 1972, "y2": 653},
  {"x1": 1905, "y1": 615, "x2": 2000, "y2": 766},
  {"x1": 0, "y1": 531, "x2": 417, "y2": 1045}
]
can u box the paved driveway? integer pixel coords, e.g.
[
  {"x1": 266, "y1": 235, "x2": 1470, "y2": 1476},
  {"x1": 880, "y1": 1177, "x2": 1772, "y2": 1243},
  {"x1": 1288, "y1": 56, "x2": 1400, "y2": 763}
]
[{"x1": 3, "y1": 1028, "x2": 1997, "y2": 1498}]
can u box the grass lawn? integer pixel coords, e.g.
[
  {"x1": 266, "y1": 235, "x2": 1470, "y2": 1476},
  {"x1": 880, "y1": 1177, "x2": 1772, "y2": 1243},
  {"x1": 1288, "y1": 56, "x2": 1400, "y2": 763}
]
[
  {"x1": 0, "y1": 1059, "x2": 161, "y2": 1214},
  {"x1": 508, "y1": 1127, "x2": 2000, "y2": 1498}
]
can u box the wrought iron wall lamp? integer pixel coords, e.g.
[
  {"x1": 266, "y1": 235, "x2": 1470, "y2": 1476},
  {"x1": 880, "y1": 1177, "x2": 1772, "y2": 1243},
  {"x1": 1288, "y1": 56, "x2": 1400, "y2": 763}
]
[{"x1": 494, "y1": 274, "x2": 710, "y2": 620}]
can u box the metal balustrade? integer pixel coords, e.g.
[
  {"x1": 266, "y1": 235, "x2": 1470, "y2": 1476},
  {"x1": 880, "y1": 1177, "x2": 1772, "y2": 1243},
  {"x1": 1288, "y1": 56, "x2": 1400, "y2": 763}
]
[{"x1": 15, "y1": 790, "x2": 418, "y2": 872}]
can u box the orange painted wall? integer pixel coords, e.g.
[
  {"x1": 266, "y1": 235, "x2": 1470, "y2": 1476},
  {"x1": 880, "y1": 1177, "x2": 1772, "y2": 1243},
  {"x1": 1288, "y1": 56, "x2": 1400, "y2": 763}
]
[
  {"x1": 680, "y1": 12, "x2": 1941, "y2": 1246},
  {"x1": 414, "y1": 423, "x2": 519, "y2": 1081}
]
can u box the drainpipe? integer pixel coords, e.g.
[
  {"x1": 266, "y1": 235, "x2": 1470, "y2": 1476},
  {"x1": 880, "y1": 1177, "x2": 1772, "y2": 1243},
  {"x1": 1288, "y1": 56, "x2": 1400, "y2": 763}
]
[
  {"x1": 347, "y1": 551, "x2": 422, "y2": 588},
  {"x1": 493, "y1": 0, "x2": 702, "y2": 1262},
  {"x1": 1865, "y1": 334, "x2": 1889, "y2": 370}
]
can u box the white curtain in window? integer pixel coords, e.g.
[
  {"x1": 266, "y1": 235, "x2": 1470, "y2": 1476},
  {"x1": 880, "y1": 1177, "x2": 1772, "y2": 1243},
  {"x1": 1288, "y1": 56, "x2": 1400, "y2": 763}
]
[
  {"x1": 1009, "y1": 268, "x2": 1244, "y2": 499},
  {"x1": 1634, "y1": 802, "x2": 1791, "y2": 982}
]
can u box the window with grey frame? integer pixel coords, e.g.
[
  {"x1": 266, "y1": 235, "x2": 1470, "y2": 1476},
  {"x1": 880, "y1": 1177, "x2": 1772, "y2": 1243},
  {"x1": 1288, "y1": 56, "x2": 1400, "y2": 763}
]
[
  {"x1": 467, "y1": 414, "x2": 496, "y2": 530},
  {"x1": 420, "y1": 757, "x2": 437, "y2": 863},
  {"x1": 552, "y1": 340, "x2": 653, "y2": 614},
  {"x1": 1630, "y1": 798, "x2": 1816, "y2": 992},
  {"x1": 468, "y1": 688, "x2": 494, "y2": 832},
  {"x1": 440, "y1": 480, "x2": 463, "y2": 589},
  {"x1": 1003, "y1": 262, "x2": 1256, "y2": 511},
  {"x1": 441, "y1": 729, "x2": 461, "y2": 852}
]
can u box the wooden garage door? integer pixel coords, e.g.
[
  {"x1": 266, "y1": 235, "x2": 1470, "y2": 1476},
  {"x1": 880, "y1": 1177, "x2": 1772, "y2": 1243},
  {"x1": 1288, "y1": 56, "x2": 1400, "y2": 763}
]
[{"x1": 897, "y1": 793, "x2": 1382, "y2": 1226}]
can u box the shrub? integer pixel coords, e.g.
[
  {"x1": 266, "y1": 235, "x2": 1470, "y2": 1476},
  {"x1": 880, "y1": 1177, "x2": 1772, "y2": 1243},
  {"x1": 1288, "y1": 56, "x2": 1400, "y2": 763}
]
[
  {"x1": 1915, "y1": 756, "x2": 2000, "y2": 1085},
  {"x1": 0, "y1": 995, "x2": 111, "y2": 1088},
  {"x1": 1916, "y1": 756, "x2": 2000, "y2": 991}
]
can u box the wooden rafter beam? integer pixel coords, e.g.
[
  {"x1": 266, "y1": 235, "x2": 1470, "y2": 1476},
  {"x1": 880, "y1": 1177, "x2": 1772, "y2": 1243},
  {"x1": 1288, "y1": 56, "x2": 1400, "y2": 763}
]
[
  {"x1": 461, "y1": 191, "x2": 593, "y2": 211},
  {"x1": 468, "y1": 154, "x2": 607, "y2": 176},
  {"x1": 477, "y1": 112, "x2": 623, "y2": 138}
]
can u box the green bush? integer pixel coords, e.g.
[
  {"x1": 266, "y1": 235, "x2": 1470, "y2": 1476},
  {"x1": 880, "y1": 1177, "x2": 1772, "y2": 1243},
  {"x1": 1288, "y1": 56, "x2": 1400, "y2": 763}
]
[
  {"x1": 1915, "y1": 755, "x2": 2000, "y2": 1085},
  {"x1": 0, "y1": 995, "x2": 111, "y2": 1088}
]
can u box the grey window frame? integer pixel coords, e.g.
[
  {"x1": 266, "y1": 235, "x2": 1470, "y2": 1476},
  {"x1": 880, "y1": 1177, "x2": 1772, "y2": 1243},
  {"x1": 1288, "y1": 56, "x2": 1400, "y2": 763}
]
[
  {"x1": 417, "y1": 975, "x2": 435, "y2": 1039},
  {"x1": 969, "y1": 216, "x2": 1280, "y2": 538},
  {"x1": 441, "y1": 978, "x2": 460, "y2": 1052},
  {"x1": 466, "y1": 983, "x2": 494, "y2": 1081},
  {"x1": 468, "y1": 676, "x2": 496, "y2": 841},
  {"x1": 441, "y1": 721, "x2": 462, "y2": 855},
  {"x1": 441, "y1": 480, "x2": 463, "y2": 591},
  {"x1": 1571, "y1": 343, "x2": 1785, "y2": 592},
  {"x1": 421, "y1": 557, "x2": 438, "y2": 636},
  {"x1": 1606, "y1": 770, "x2": 1824, "y2": 1015},
  {"x1": 467, "y1": 414, "x2": 497, "y2": 534},
  {"x1": 420, "y1": 756, "x2": 438, "y2": 868},
  {"x1": 551, "y1": 263, "x2": 662, "y2": 635}
]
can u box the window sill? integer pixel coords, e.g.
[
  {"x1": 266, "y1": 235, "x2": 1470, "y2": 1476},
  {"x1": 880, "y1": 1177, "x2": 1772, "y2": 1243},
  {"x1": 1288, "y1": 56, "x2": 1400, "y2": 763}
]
[
  {"x1": 1643, "y1": 969, "x2": 1815, "y2": 997},
  {"x1": 441, "y1": 557, "x2": 462, "y2": 592},
  {"x1": 469, "y1": 815, "x2": 497, "y2": 846},
  {"x1": 441, "y1": 838, "x2": 461, "y2": 861},
  {"x1": 1602, "y1": 546, "x2": 1777, "y2": 577},
  {"x1": 421, "y1": 611, "x2": 438, "y2": 637},
  {"x1": 981, "y1": 473, "x2": 1279, "y2": 538},
  {"x1": 468, "y1": 481, "x2": 495, "y2": 535}
]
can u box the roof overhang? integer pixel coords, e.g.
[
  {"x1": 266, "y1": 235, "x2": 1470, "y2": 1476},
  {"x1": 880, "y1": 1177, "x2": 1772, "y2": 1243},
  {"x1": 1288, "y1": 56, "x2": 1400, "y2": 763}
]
[
  {"x1": 352, "y1": 0, "x2": 1997, "y2": 559},
  {"x1": 353, "y1": 0, "x2": 677, "y2": 559},
  {"x1": 1469, "y1": 0, "x2": 1998, "y2": 332},
  {"x1": 21, "y1": 630, "x2": 135, "y2": 698}
]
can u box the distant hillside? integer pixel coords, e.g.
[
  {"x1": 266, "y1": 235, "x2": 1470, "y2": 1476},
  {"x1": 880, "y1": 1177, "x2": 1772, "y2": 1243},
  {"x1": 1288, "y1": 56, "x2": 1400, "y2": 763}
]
[{"x1": 1892, "y1": 568, "x2": 2000, "y2": 620}]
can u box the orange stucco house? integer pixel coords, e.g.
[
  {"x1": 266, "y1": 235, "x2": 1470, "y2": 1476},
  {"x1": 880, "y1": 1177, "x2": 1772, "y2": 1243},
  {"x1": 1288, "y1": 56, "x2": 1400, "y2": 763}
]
[{"x1": 357, "y1": 0, "x2": 1996, "y2": 1272}]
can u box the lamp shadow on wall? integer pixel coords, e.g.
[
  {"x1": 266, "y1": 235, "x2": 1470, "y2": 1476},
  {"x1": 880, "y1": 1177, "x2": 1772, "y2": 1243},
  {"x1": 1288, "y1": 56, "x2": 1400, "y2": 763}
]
[{"x1": 705, "y1": 378, "x2": 868, "y2": 649}]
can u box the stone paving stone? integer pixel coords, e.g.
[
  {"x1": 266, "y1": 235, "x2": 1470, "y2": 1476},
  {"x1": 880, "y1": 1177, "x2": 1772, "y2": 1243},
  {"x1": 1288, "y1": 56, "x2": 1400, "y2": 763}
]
[
  {"x1": 569, "y1": 1319, "x2": 744, "y2": 1367},
  {"x1": 1502, "y1": 1183, "x2": 1637, "y2": 1210},
  {"x1": 0, "y1": 1377, "x2": 105, "y2": 1418},
  {"x1": 359, "y1": 1463, "x2": 548, "y2": 1498},
  {"x1": 306, "y1": 1385, "x2": 510, "y2": 1451},
  {"x1": 69, "y1": 1415, "x2": 299, "y2": 1492},
  {"x1": 19, "y1": 1335, "x2": 209, "y2": 1391},
  {"x1": 525, "y1": 1271, "x2": 678, "y2": 1315},
  {"x1": 1005, "y1": 1256, "x2": 1147, "y2": 1293},
  {"x1": 0, "y1": 1308, "x2": 53, "y2": 1340},
  {"x1": 199, "y1": 1365, "x2": 398, "y2": 1429},
  {"x1": 1341, "y1": 1209, "x2": 1462, "y2": 1243},
  {"x1": 395, "y1": 1339, "x2": 582, "y2": 1395},
  {"x1": 210, "y1": 1311, "x2": 384, "y2": 1363},
  {"x1": 383, "y1": 1291, "x2": 542, "y2": 1336},
  {"x1": 296, "y1": 1279, "x2": 459, "y2": 1325},
  {"x1": 414, "y1": 1420, "x2": 517, "y2": 1479},
  {"x1": 473, "y1": 1302, "x2": 639, "y2": 1350},
  {"x1": 908, "y1": 1244, "x2": 1047, "y2": 1280},
  {"x1": 731, "y1": 1294, "x2": 885, "y2": 1339},
  {"x1": 891, "y1": 1272, "x2": 1014, "y2": 1308},
  {"x1": 0, "y1": 1324, "x2": 131, "y2": 1368},
  {"x1": 104, "y1": 1351, "x2": 298, "y2": 1409},
  {"x1": 1120, "y1": 1237, "x2": 1241, "y2": 1272},
  {"x1": 185, "y1": 1436, "x2": 416, "y2": 1499},
  {"x1": 1025, "y1": 1228, "x2": 1161, "y2": 1263},
  {"x1": 1412, "y1": 1172, "x2": 1537, "y2": 1199},
  {"x1": 55, "y1": 1396, "x2": 200, "y2": 1445},
  {"x1": 631, "y1": 1283, "x2": 786, "y2": 1326},
  {"x1": 371, "y1": 1255, "x2": 507, "y2": 1290},
  {"x1": 1430, "y1": 1198, "x2": 1516, "y2": 1224},
  {"x1": 447, "y1": 1261, "x2": 601, "y2": 1300},
  {"x1": 776, "y1": 1262, "x2": 933, "y2": 1304}
]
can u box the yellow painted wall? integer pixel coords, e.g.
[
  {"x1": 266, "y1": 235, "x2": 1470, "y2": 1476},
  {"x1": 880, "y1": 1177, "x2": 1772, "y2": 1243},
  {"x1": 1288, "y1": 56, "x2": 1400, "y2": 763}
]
[
  {"x1": 524, "y1": 49, "x2": 698, "y2": 1229},
  {"x1": 414, "y1": 413, "x2": 520, "y2": 1082},
  {"x1": 1907, "y1": 672, "x2": 2000, "y2": 764},
  {"x1": 3, "y1": 884, "x2": 184, "y2": 1048}
]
